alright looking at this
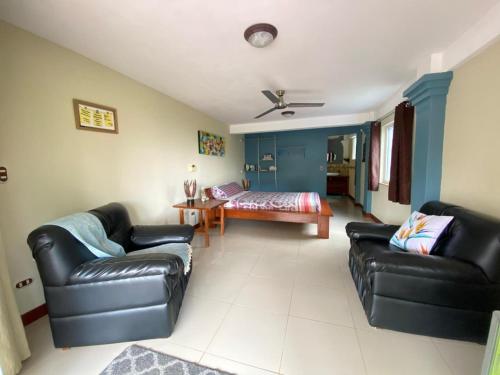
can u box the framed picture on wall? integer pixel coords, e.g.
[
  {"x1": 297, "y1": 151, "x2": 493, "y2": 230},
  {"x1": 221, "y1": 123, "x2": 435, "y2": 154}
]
[
  {"x1": 198, "y1": 130, "x2": 225, "y2": 156},
  {"x1": 73, "y1": 99, "x2": 118, "y2": 134}
]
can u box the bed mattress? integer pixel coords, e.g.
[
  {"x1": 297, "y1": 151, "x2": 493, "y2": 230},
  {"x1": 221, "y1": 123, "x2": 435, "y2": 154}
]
[{"x1": 223, "y1": 191, "x2": 321, "y2": 213}]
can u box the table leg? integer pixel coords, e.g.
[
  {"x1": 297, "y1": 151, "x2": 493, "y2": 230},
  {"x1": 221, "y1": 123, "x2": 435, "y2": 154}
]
[
  {"x1": 203, "y1": 209, "x2": 210, "y2": 247},
  {"x1": 179, "y1": 208, "x2": 185, "y2": 224},
  {"x1": 220, "y1": 206, "x2": 225, "y2": 236}
]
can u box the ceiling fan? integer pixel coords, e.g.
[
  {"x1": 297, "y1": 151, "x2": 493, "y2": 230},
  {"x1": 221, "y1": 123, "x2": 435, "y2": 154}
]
[{"x1": 255, "y1": 90, "x2": 325, "y2": 119}]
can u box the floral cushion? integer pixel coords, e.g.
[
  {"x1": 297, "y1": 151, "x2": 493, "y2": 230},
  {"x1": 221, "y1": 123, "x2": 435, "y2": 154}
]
[
  {"x1": 211, "y1": 185, "x2": 227, "y2": 199},
  {"x1": 390, "y1": 211, "x2": 454, "y2": 255}
]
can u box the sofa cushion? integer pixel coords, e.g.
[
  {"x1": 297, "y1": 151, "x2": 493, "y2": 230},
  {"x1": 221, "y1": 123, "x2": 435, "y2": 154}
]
[
  {"x1": 350, "y1": 240, "x2": 499, "y2": 311},
  {"x1": 389, "y1": 211, "x2": 454, "y2": 255}
]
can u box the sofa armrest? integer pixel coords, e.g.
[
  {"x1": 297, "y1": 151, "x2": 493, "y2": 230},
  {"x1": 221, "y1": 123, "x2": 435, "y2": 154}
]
[
  {"x1": 345, "y1": 222, "x2": 400, "y2": 242},
  {"x1": 67, "y1": 253, "x2": 183, "y2": 285},
  {"x1": 130, "y1": 224, "x2": 194, "y2": 249},
  {"x1": 366, "y1": 249, "x2": 489, "y2": 284}
]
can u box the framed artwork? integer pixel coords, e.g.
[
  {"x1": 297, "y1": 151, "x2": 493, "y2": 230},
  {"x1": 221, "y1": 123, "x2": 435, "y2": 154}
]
[
  {"x1": 73, "y1": 99, "x2": 118, "y2": 134},
  {"x1": 198, "y1": 130, "x2": 225, "y2": 156}
]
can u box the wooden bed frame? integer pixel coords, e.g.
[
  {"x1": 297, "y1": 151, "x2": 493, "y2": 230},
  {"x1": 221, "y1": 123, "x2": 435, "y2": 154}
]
[{"x1": 220, "y1": 198, "x2": 333, "y2": 239}]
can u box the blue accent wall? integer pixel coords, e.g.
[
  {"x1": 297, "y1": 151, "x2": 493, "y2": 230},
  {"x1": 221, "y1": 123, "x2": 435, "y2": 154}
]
[{"x1": 245, "y1": 125, "x2": 363, "y2": 197}]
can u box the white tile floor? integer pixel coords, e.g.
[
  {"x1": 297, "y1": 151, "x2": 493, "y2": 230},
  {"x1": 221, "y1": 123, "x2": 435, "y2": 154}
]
[{"x1": 20, "y1": 198, "x2": 485, "y2": 375}]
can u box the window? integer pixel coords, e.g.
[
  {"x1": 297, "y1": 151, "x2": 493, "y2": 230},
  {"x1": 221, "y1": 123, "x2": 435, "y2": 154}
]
[
  {"x1": 351, "y1": 136, "x2": 357, "y2": 160},
  {"x1": 380, "y1": 122, "x2": 394, "y2": 184}
]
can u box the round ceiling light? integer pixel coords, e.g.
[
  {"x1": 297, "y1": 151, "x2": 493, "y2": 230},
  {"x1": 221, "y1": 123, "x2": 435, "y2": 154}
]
[
  {"x1": 244, "y1": 23, "x2": 278, "y2": 48},
  {"x1": 281, "y1": 110, "x2": 295, "y2": 118}
]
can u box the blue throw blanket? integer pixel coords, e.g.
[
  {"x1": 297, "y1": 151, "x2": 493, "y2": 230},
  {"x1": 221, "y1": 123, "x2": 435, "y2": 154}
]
[
  {"x1": 49, "y1": 212, "x2": 192, "y2": 273},
  {"x1": 127, "y1": 243, "x2": 192, "y2": 274},
  {"x1": 49, "y1": 212, "x2": 126, "y2": 258}
]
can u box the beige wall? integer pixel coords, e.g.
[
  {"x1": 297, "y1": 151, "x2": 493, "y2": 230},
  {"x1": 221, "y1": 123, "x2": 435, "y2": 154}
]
[
  {"x1": 371, "y1": 184, "x2": 411, "y2": 224},
  {"x1": 0, "y1": 21, "x2": 244, "y2": 313},
  {"x1": 441, "y1": 39, "x2": 500, "y2": 218},
  {"x1": 370, "y1": 114, "x2": 411, "y2": 224}
]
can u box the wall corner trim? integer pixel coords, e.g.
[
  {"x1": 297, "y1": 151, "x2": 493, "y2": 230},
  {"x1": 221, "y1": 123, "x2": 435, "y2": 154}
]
[{"x1": 403, "y1": 71, "x2": 453, "y2": 106}]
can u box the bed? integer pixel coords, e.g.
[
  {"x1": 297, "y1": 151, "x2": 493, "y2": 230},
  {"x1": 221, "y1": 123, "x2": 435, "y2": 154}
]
[{"x1": 209, "y1": 184, "x2": 333, "y2": 238}]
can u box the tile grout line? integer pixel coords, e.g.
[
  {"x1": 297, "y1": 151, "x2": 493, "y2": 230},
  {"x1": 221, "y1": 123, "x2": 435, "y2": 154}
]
[
  {"x1": 430, "y1": 338, "x2": 456, "y2": 375},
  {"x1": 278, "y1": 242, "x2": 300, "y2": 374},
  {"x1": 199, "y1": 262, "x2": 249, "y2": 366},
  {"x1": 344, "y1": 254, "x2": 369, "y2": 375},
  {"x1": 202, "y1": 352, "x2": 282, "y2": 375}
]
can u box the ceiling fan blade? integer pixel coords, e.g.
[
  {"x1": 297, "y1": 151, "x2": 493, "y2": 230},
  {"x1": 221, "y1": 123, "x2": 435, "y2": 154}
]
[
  {"x1": 261, "y1": 90, "x2": 280, "y2": 104},
  {"x1": 288, "y1": 102, "x2": 325, "y2": 107},
  {"x1": 254, "y1": 107, "x2": 277, "y2": 119}
]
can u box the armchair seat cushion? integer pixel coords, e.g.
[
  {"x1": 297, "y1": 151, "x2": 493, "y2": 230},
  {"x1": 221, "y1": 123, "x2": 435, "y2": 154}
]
[{"x1": 131, "y1": 224, "x2": 194, "y2": 249}]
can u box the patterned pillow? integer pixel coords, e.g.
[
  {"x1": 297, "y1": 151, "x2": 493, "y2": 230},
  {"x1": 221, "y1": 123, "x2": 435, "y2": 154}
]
[
  {"x1": 211, "y1": 185, "x2": 227, "y2": 199},
  {"x1": 390, "y1": 211, "x2": 454, "y2": 255},
  {"x1": 220, "y1": 182, "x2": 244, "y2": 197}
]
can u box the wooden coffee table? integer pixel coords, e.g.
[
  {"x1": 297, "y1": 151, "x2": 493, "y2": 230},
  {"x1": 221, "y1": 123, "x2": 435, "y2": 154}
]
[{"x1": 173, "y1": 199, "x2": 226, "y2": 247}]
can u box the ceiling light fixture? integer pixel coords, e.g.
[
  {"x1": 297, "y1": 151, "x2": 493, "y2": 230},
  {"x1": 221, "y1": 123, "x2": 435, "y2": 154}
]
[
  {"x1": 281, "y1": 110, "x2": 295, "y2": 118},
  {"x1": 244, "y1": 23, "x2": 278, "y2": 48}
]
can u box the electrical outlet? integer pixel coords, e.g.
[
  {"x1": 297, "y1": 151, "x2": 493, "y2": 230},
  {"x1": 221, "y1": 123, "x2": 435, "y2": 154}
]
[
  {"x1": 16, "y1": 278, "x2": 33, "y2": 289},
  {"x1": 0, "y1": 166, "x2": 7, "y2": 182}
]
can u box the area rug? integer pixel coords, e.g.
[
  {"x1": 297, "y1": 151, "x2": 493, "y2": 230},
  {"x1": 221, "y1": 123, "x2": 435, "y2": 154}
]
[{"x1": 100, "y1": 344, "x2": 234, "y2": 375}]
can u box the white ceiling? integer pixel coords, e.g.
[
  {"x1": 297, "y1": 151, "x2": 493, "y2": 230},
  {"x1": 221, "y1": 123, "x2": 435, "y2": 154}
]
[{"x1": 1, "y1": 0, "x2": 499, "y2": 126}]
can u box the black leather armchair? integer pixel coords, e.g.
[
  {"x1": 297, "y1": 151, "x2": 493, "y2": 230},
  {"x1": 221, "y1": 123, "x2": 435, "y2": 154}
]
[
  {"x1": 27, "y1": 203, "x2": 195, "y2": 348},
  {"x1": 346, "y1": 201, "x2": 500, "y2": 343}
]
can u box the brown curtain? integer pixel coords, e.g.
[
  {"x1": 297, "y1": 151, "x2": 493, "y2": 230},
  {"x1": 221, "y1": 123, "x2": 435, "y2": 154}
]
[
  {"x1": 368, "y1": 121, "x2": 381, "y2": 191},
  {"x1": 388, "y1": 101, "x2": 414, "y2": 204}
]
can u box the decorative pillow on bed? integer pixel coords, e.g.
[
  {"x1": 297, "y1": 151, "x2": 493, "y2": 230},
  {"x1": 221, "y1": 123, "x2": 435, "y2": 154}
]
[
  {"x1": 212, "y1": 182, "x2": 243, "y2": 199},
  {"x1": 389, "y1": 211, "x2": 454, "y2": 255},
  {"x1": 211, "y1": 185, "x2": 227, "y2": 199}
]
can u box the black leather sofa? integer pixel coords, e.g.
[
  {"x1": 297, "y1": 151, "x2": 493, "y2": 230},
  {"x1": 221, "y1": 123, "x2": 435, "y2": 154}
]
[
  {"x1": 346, "y1": 201, "x2": 500, "y2": 343},
  {"x1": 27, "y1": 203, "x2": 195, "y2": 348}
]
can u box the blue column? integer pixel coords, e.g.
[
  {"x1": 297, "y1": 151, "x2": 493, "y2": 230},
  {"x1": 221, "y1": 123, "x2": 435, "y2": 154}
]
[{"x1": 403, "y1": 72, "x2": 453, "y2": 211}]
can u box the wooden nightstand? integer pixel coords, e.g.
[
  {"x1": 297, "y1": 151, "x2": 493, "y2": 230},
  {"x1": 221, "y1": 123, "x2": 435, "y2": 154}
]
[{"x1": 173, "y1": 199, "x2": 225, "y2": 247}]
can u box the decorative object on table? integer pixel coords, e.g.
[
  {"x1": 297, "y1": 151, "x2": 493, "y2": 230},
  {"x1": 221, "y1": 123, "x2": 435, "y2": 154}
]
[
  {"x1": 101, "y1": 345, "x2": 234, "y2": 375},
  {"x1": 184, "y1": 179, "x2": 197, "y2": 204},
  {"x1": 242, "y1": 178, "x2": 251, "y2": 191},
  {"x1": 73, "y1": 99, "x2": 118, "y2": 134},
  {"x1": 198, "y1": 130, "x2": 225, "y2": 156},
  {"x1": 269, "y1": 165, "x2": 277, "y2": 171},
  {"x1": 249, "y1": 164, "x2": 256, "y2": 171},
  {"x1": 482, "y1": 311, "x2": 500, "y2": 375},
  {"x1": 262, "y1": 153, "x2": 274, "y2": 161},
  {"x1": 200, "y1": 187, "x2": 209, "y2": 202}
]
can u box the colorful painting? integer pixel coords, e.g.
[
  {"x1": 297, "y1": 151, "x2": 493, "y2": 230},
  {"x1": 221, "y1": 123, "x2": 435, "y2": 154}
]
[{"x1": 198, "y1": 131, "x2": 225, "y2": 156}]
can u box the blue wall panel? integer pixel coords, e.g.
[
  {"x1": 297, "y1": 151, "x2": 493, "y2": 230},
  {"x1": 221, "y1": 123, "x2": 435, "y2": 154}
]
[{"x1": 245, "y1": 125, "x2": 363, "y2": 197}]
